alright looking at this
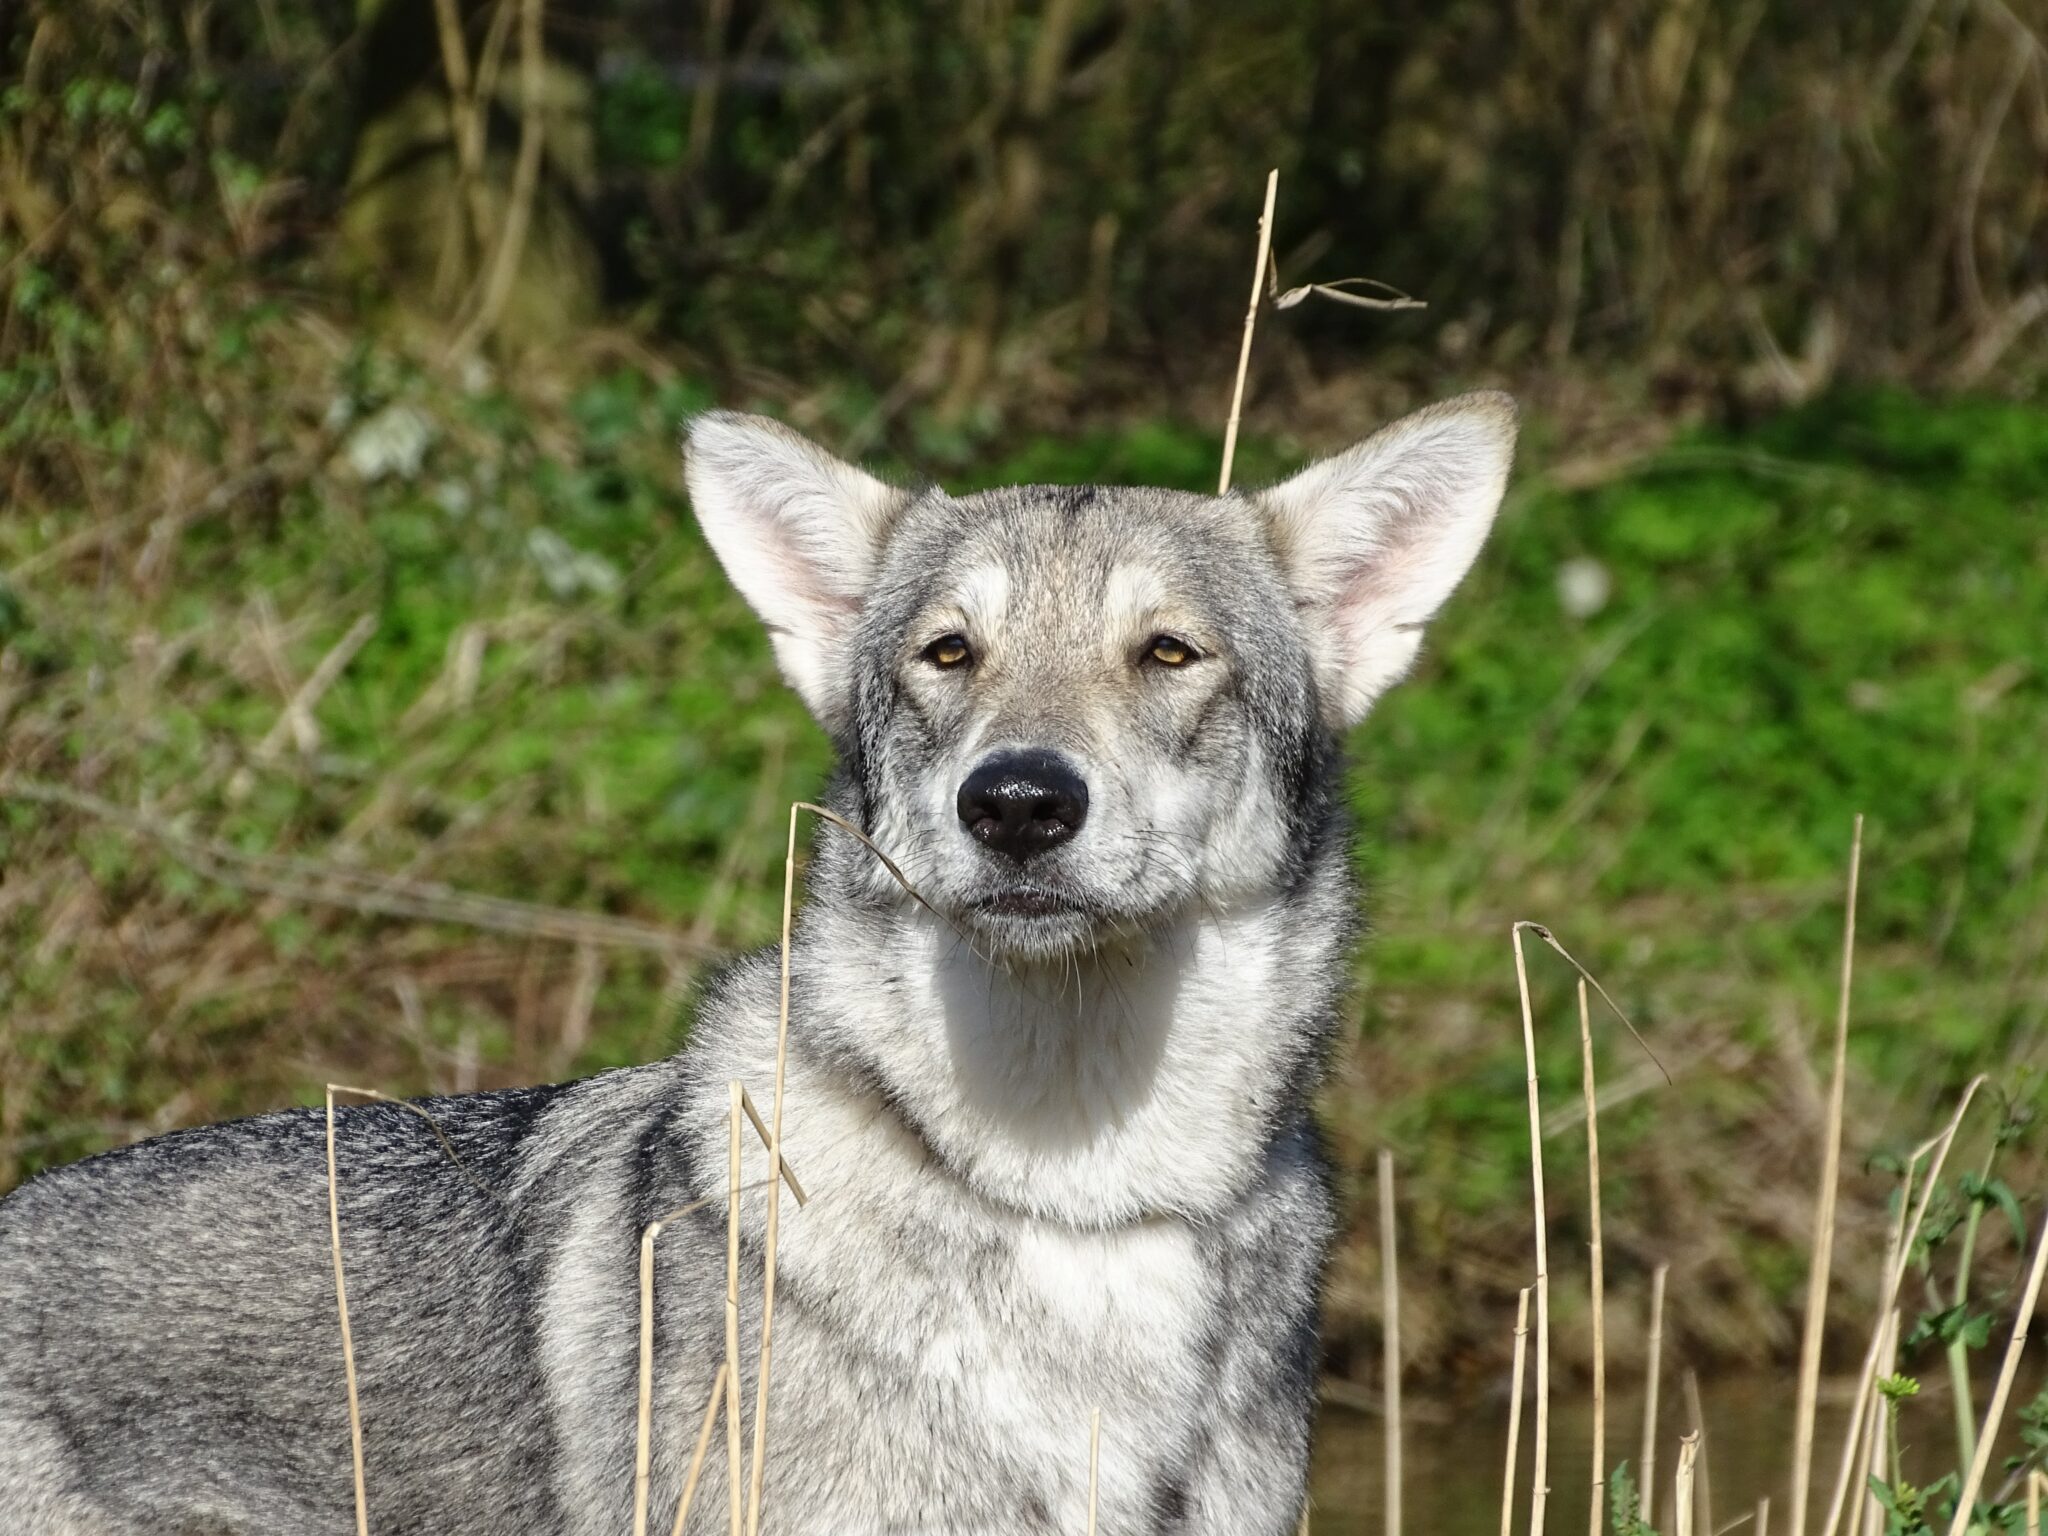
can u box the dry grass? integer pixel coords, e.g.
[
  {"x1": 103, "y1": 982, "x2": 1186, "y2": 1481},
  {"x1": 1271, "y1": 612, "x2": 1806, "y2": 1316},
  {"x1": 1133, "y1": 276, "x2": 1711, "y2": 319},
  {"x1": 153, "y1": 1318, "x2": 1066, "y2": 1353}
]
[
  {"x1": 1379, "y1": 1147, "x2": 1402, "y2": 1536},
  {"x1": 1511, "y1": 921, "x2": 1554, "y2": 1536},
  {"x1": 1947, "y1": 1210, "x2": 2048, "y2": 1536},
  {"x1": 1577, "y1": 979, "x2": 1606, "y2": 1536},
  {"x1": 1216, "y1": 168, "x2": 1278, "y2": 498},
  {"x1": 1790, "y1": 816, "x2": 1863, "y2": 1536},
  {"x1": 1642, "y1": 1263, "x2": 1668, "y2": 1526},
  {"x1": 1500, "y1": 1287, "x2": 1533, "y2": 1536}
]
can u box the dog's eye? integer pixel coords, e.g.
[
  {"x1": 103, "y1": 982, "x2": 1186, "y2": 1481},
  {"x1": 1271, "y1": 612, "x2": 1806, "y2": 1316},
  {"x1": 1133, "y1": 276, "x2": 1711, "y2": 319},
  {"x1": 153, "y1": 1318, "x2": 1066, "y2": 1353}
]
[
  {"x1": 1145, "y1": 634, "x2": 1197, "y2": 667},
  {"x1": 923, "y1": 634, "x2": 973, "y2": 668}
]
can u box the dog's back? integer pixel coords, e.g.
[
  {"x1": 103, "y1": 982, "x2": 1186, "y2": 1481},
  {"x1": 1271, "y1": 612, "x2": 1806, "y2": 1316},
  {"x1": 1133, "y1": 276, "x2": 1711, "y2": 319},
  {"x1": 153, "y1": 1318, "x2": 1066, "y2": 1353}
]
[{"x1": 0, "y1": 1086, "x2": 575, "y2": 1533}]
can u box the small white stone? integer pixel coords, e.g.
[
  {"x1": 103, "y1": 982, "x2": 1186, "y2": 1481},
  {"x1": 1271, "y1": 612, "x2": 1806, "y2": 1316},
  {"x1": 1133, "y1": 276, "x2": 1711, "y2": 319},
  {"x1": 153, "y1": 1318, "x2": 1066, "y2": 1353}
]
[
  {"x1": 1557, "y1": 556, "x2": 1612, "y2": 618},
  {"x1": 343, "y1": 403, "x2": 435, "y2": 483}
]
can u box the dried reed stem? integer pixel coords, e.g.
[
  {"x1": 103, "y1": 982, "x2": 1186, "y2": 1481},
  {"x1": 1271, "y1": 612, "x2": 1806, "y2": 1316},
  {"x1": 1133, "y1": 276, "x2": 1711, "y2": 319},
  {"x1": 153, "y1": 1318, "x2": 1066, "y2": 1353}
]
[
  {"x1": 1818, "y1": 1076, "x2": 1988, "y2": 1536},
  {"x1": 1500, "y1": 1287, "x2": 1532, "y2": 1536},
  {"x1": 1642, "y1": 1263, "x2": 1668, "y2": 1526},
  {"x1": 1218, "y1": 169, "x2": 1278, "y2": 496},
  {"x1": 744, "y1": 804, "x2": 805, "y2": 1536},
  {"x1": 1577, "y1": 980, "x2": 1606, "y2": 1536},
  {"x1": 726, "y1": 1080, "x2": 744, "y2": 1536},
  {"x1": 737, "y1": 1085, "x2": 808, "y2": 1207},
  {"x1": 1675, "y1": 1434, "x2": 1701, "y2": 1536},
  {"x1": 324, "y1": 1086, "x2": 371, "y2": 1536},
  {"x1": 1378, "y1": 1148, "x2": 1402, "y2": 1536},
  {"x1": 1945, "y1": 1210, "x2": 2048, "y2": 1536},
  {"x1": 1682, "y1": 1369, "x2": 1712, "y2": 1536},
  {"x1": 1790, "y1": 814, "x2": 1863, "y2": 1536},
  {"x1": 1511, "y1": 922, "x2": 1553, "y2": 1536},
  {"x1": 671, "y1": 1364, "x2": 730, "y2": 1536},
  {"x1": 1759, "y1": 1497, "x2": 1772, "y2": 1536},
  {"x1": 633, "y1": 1218, "x2": 662, "y2": 1536},
  {"x1": 1852, "y1": 1310, "x2": 1895, "y2": 1536},
  {"x1": 626, "y1": 1189, "x2": 734, "y2": 1534},
  {"x1": 2028, "y1": 1471, "x2": 2045, "y2": 1536},
  {"x1": 1087, "y1": 1406, "x2": 1102, "y2": 1536}
]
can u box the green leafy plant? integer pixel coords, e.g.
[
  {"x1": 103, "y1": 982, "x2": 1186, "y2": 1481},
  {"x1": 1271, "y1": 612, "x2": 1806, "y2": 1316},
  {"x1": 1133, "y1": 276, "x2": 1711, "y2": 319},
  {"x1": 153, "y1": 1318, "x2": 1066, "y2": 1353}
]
[{"x1": 1609, "y1": 1461, "x2": 1659, "y2": 1536}]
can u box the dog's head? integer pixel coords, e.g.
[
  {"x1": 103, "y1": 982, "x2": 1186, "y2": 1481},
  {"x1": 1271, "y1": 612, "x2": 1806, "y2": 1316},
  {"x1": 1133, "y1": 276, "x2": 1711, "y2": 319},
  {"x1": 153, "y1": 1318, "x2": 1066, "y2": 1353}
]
[{"x1": 685, "y1": 397, "x2": 1515, "y2": 961}]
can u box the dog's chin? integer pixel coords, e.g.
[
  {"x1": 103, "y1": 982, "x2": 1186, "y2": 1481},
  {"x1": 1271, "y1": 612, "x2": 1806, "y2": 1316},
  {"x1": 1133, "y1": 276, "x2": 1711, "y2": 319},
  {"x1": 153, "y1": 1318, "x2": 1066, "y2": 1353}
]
[{"x1": 958, "y1": 888, "x2": 1107, "y2": 961}]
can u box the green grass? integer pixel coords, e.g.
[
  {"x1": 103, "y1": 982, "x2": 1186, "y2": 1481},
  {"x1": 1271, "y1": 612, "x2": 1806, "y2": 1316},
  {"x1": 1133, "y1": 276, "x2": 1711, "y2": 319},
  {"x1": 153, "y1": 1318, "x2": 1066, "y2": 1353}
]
[{"x1": 3, "y1": 335, "x2": 2044, "y2": 1378}]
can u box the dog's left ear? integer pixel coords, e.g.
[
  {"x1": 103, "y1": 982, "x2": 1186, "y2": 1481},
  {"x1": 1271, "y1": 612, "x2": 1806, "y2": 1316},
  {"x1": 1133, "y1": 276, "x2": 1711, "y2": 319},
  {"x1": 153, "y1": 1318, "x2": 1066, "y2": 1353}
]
[
  {"x1": 685, "y1": 411, "x2": 909, "y2": 730},
  {"x1": 1255, "y1": 392, "x2": 1517, "y2": 726}
]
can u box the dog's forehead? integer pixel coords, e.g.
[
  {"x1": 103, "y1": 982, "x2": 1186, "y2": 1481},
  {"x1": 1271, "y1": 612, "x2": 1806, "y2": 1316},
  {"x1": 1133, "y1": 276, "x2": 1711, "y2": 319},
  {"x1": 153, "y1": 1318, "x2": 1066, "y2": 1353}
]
[{"x1": 885, "y1": 484, "x2": 1261, "y2": 614}]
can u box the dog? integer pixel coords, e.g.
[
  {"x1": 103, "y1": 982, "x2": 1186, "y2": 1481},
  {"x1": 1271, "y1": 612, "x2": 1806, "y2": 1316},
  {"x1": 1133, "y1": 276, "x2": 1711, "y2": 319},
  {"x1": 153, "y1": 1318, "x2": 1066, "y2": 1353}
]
[{"x1": 0, "y1": 393, "x2": 1516, "y2": 1534}]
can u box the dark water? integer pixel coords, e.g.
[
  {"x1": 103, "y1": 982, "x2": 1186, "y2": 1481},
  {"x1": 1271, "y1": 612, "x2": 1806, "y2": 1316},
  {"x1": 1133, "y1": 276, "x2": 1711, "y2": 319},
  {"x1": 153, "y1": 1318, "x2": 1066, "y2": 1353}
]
[{"x1": 1309, "y1": 1370, "x2": 2046, "y2": 1534}]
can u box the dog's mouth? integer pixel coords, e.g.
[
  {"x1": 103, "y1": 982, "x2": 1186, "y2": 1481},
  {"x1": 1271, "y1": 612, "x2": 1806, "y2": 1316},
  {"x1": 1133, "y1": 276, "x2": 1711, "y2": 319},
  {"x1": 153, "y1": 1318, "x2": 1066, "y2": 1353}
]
[{"x1": 970, "y1": 887, "x2": 1092, "y2": 920}]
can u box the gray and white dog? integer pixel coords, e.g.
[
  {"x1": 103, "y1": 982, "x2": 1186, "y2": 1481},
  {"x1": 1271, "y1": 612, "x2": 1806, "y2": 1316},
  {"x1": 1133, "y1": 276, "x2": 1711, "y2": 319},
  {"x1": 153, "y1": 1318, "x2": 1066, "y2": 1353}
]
[{"x1": 0, "y1": 393, "x2": 1516, "y2": 1534}]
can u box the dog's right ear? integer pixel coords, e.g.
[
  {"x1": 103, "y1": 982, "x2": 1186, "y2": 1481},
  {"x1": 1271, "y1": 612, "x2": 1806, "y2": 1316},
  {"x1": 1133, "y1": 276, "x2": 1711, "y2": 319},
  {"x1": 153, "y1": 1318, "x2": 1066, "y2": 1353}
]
[{"x1": 685, "y1": 412, "x2": 908, "y2": 730}]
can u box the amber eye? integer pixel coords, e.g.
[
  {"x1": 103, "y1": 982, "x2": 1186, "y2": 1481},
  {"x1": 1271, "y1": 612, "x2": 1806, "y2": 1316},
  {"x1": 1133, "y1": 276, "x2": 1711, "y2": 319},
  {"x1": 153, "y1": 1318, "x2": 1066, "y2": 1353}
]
[
  {"x1": 1146, "y1": 634, "x2": 1196, "y2": 667},
  {"x1": 924, "y1": 634, "x2": 972, "y2": 668}
]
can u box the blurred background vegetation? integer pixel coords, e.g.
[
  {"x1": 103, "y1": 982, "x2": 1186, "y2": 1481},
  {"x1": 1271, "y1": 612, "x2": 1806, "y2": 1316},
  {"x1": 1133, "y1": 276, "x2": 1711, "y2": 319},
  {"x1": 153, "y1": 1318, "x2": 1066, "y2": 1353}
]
[{"x1": 2, "y1": 0, "x2": 2045, "y2": 1396}]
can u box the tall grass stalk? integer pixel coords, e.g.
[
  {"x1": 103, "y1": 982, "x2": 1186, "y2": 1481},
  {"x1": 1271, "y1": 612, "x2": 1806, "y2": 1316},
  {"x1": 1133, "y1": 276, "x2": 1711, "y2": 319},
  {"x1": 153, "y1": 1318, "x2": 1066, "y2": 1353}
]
[
  {"x1": 1217, "y1": 169, "x2": 1278, "y2": 496},
  {"x1": 1945, "y1": 1209, "x2": 2048, "y2": 1536},
  {"x1": 1791, "y1": 815, "x2": 1863, "y2": 1536},
  {"x1": 323, "y1": 1085, "x2": 372, "y2": 1536},
  {"x1": 634, "y1": 1220, "x2": 664, "y2": 1536},
  {"x1": 1577, "y1": 979, "x2": 1606, "y2": 1536},
  {"x1": 744, "y1": 803, "x2": 805, "y2": 1536},
  {"x1": 1818, "y1": 1076, "x2": 1988, "y2": 1536},
  {"x1": 1682, "y1": 1371, "x2": 1712, "y2": 1536},
  {"x1": 1675, "y1": 1433, "x2": 1701, "y2": 1536},
  {"x1": 671, "y1": 1364, "x2": 729, "y2": 1536},
  {"x1": 725, "y1": 1080, "x2": 744, "y2": 1536},
  {"x1": 1851, "y1": 1310, "x2": 1895, "y2": 1536},
  {"x1": 1501, "y1": 1287, "x2": 1532, "y2": 1536},
  {"x1": 1943, "y1": 1135, "x2": 2005, "y2": 1473},
  {"x1": 1511, "y1": 921, "x2": 1553, "y2": 1536},
  {"x1": 1380, "y1": 1147, "x2": 1403, "y2": 1536},
  {"x1": 1643, "y1": 1262, "x2": 1668, "y2": 1525}
]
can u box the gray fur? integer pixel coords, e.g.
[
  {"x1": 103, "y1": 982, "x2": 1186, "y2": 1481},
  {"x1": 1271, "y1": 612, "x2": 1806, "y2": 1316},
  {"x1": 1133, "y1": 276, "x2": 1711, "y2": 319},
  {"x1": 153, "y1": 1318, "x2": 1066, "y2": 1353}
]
[{"x1": 0, "y1": 394, "x2": 1515, "y2": 1533}]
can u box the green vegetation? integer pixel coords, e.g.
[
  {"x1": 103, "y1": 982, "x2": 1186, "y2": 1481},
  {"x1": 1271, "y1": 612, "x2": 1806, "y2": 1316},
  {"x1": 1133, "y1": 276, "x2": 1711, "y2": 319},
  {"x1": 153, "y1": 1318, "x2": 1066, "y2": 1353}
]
[
  {"x1": 5, "y1": 323, "x2": 2045, "y2": 1376},
  {"x1": 2, "y1": 0, "x2": 2045, "y2": 1393}
]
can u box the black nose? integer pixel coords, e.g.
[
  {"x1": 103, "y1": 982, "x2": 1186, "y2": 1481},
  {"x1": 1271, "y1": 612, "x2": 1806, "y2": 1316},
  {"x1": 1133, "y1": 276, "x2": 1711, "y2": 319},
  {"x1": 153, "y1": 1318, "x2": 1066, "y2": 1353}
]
[{"x1": 956, "y1": 750, "x2": 1090, "y2": 861}]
